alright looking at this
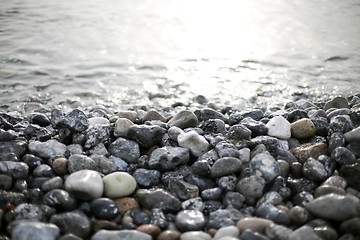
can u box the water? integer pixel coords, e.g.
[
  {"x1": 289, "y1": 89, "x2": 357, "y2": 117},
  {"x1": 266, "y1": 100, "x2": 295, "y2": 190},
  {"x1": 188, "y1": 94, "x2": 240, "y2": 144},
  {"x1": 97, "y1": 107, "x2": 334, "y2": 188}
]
[{"x1": 1, "y1": 0, "x2": 360, "y2": 113}]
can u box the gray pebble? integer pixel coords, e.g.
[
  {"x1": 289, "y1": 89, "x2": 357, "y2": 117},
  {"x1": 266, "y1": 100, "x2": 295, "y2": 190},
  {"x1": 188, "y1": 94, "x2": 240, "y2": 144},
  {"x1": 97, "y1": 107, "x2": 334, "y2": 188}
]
[
  {"x1": 211, "y1": 157, "x2": 242, "y2": 178},
  {"x1": 127, "y1": 124, "x2": 166, "y2": 148},
  {"x1": 12, "y1": 221, "x2": 60, "y2": 240},
  {"x1": 331, "y1": 147, "x2": 356, "y2": 165},
  {"x1": 302, "y1": 158, "x2": 327, "y2": 182},
  {"x1": 68, "y1": 154, "x2": 97, "y2": 173},
  {"x1": 50, "y1": 210, "x2": 91, "y2": 238},
  {"x1": 133, "y1": 168, "x2": 161, "y2": 187},
  {"x1": 237, "y1": 175, "x2": 266, "y2": 205},
  {"x1": 92, "y1": 229, "x2": 152, "y2": 240},
  {"x1": 289, "y1": 225, "x2": 322, "y2": 240},
  {"x1": 149, "y1": 146, "x2": 189, "y2": 171},
  {"x1": 0, "y1": 161, "x2": 28, "y2": 179},
  {"x1": 215, "y1": 141, "x2": 240, "y2": 158},
  {"x1": 175, "y1": 210, "x2": 206, "y2": 231},
  {"x1": 250, "y1": 152, "x2": 280, "y2": 183},
  {"x1": 135, "y1": 188, "x2": 181, "y2": 211},
  {"x1": 42, "y1": 189, "x2": 77, "y2": 211},
  {"x1": 108, "y1": 137, "x2": 140, "y2": 163}
]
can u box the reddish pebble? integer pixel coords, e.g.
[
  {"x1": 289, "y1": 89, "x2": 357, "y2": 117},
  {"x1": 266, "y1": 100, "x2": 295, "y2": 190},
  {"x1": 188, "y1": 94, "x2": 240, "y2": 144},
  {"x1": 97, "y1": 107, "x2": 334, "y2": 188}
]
[
  {"x1": 52, "y1": 157, "x2": 68, "y2": 175},
  {"x1": 2, "y1": 202, "x2": 15, "y2": 212},
  {"x1": 136, "y1": 224, "x2": 161, "y2": 238},
  {"x1": 114, "y1": 197, "x2": 140, "y2": 214},
  {"x1": 93, "y1": 220, "x2": 119, "y2": 232},
  {"x1": 157, "y1": 230, "x2": 181, "y2": 240}
]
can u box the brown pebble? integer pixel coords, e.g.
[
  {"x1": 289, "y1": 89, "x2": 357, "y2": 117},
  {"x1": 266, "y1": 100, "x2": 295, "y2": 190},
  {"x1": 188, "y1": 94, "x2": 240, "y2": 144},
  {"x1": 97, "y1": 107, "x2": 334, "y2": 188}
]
[
  {"x1": 207, "y1": 228, "x2": 217, "y2": 237},
  {"x1": 157, "y1": 230, "x2": 181, "y2": 240},
  {"x1": 114, "y1": 197, "x2": 140, "y2": 214},
  {"x1": 136, "y1": 224, "x2": 161, "y2": 238},
  {"x1": 2, "y1": 202, "x2": 15, "y2": 212},
  {"x1": 142, "y1": 110, "x2": 167, "y2": 123},
  {"x1": 236, "y1": 217, "x2": 273, "y2": 234},
  {"x1": 290, "y1": 143, "x2": 328, "y2": 163},
  {"x1": 52, "y1": 157, "x2": 68, "y2": 175},
  {"x1": 93, "y1": 220, "x2": 119, "y2": 232}
]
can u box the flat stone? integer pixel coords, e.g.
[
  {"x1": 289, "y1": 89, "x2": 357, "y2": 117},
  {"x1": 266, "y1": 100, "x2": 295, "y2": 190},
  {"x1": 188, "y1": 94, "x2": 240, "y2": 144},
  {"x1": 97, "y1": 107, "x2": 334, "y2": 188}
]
[
  {"x1": 305, "y1": 193, "x2": 360, "y2": 221},
  {"x1": 108, "y1": 137, "x2": 140, "y2": 163},
  {"x1": 114, "y1": 118, "x2": 134, "y2": 137},
  {"x1": 88, "y1": 117, "x2": 110, "y2": 126},
  {"x1": 210, "y1": 157, "x2": 242, "y2": 178},
  {"x1": 250, "y1": 153, "x2": 280, "y2": 183},
  {"x1": 175, "y1": 210, "x2": 206, "y2": 231},
  {"x1": 148, "y1": 146, "x2": 190, "y2": 171},
  {"x1": 290, "y1": 142, "x2": 328, "y2": 163},
  {"x1": 178, "y1": 131, "x2": 210, "y2": 157},
  {"x1": 291, "y1": 118, "x2": 316, "y2": 139},
  {"x1": 266, "y1": 116, "x2": 291, "y2": 140},
  {"x1": 168, "y1": 110, "x2": 199, "y2": 129},
  {"x1": 103, "y1": 172, "x2": 137, "y2": 198},
  {"x1": 135, "y1": 188, "x2": 181, "y2": 211},
  {"x1": 28, "y1": 139, "x2": 66, "y2": 159},
  {"x1": 64, "y1": 170, "x2": 103, "y2": 200},
  {"x1": 12, "y1": 221, "x2": 60, "y2": 240}
]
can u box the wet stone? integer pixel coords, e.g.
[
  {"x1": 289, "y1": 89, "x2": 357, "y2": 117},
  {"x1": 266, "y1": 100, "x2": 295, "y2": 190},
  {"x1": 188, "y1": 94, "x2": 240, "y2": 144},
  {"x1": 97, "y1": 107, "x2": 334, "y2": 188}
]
[
  {"x1": 236, "y1": 217, "x2": 274, "y2": 234},
  {"x1": 181, "y1": 197, "x2": 205, "y2": 211},
  {"x1": 33, "y1": 164, "x2": 54, "y2": 177},
  {"x1": 11, "y1": 221, "x2": 60, "y2": 240},
  {"x1": 178, "y1": 131, "x2": 210, "y2": 157},
  {"x1": 169, "y1": 179, "x2": 199, "y2": 200},
  {"x1": 317, "y1": 155, "x2": 336, "y2": 177},
  {"x1": 175, "y1": 210, "x2": 206, "y2": 232},
  {"x1": 91, "y1": 198, "x2": 119, "y2": 220},
  {"x1": 108, "y1": 137, "x2": 140, "y2": 163},
  {"x1": 42, "y1": 189, "x2": 77, "y2": 211},
  {"x1": 313, "y1": 226, "x2": 338, "y2": 240},
  {"x1": 290, "y1": 142, "x2": 328, "y2": 163},
  {"x1": 250, "y1": 152, "x2": 280, "y2": 183},
  {"x1": 127, "y1": 124, "x2": 166, "y2": 148},
  {"x1": 289, "y1": 206, "x2": 310, "y2": 225},
  {"x1": 131, "y1": 210, "x2": 151, "y2": 225},
  {"x1": 0, "y1": 161, "x2": 28, "y2": 179},
  {"x1": 292, "y1": 191, "x2": 314, "y2": 207},
  {"x1": 305, "y1": 193, "x2": 360, "y2": 221},
  {"x1": 227, "y1": 124, "x2": 252, "y2": 141},
  {"x1": 13, "y1": 203, "x2": 55, "y2": 221},
  {"x1": 211, "y1": 157, "x2": 242, "y2": 178},
  {"x1": 331, "y1": 147, "x2": 356, "y2": 165},
  {"x1": 289, "y1": 226, "x2": 322, "y2": 240},
  {"x1": 135, "y1": 188, "x2": 181, "y2": 211},
  {"x1": 133, "y1": 168, "x2": 161, "y2": 187},
  {"x1": 215, "y1": 141, "x2": 240, "y2": 158},
  {"x1": 240, "y1": 229, "x2": 270, "y2": 240},
  {"x1": 168, "y1": 110, "x2": 198, "y2": 129},
  {"x1": 30, "y1": 113, "x2": 51, "y2": 127},
  {"x1": 148, "y1": 146, "x2": 190, "y2": 171},
  {"x1": 223, "y1": 192, "x2": 245, "y2": 209}
]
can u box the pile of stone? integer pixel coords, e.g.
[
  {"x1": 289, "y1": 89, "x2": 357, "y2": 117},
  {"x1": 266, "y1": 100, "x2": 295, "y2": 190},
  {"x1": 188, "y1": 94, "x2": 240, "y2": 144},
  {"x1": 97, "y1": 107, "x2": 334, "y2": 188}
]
[{"x1": 1, "y1": 94, "x2": 360, "y2": 240}]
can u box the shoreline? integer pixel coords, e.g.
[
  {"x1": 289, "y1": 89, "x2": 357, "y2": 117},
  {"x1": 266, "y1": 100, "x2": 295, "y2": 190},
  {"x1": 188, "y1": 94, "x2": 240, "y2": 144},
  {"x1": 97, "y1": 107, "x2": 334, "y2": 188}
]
[{"x1": 1, "y1": 93, "x2": 360, "y2": 239}]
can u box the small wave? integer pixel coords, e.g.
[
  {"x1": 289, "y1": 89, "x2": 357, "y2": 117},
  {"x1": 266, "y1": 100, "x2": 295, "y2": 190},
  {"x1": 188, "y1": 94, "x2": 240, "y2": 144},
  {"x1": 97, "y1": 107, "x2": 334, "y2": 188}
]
[
  {"x1": 242, "y1": 59, "x2": 289, "y2": 68},
  {"x1": 324, "y1": 56, "x2": 350, "y2": 62}
]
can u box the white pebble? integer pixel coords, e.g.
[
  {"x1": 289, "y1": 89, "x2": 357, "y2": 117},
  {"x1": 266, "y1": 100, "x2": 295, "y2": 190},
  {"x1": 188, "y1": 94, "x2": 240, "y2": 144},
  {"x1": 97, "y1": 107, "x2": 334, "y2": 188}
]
[
  {"x1": 103, "y1": 172, "x2": 137, "y2": 198},
  {"x1": 266, "y1": 116, "x2": 291, "y2": 140},
  {"x1": 65, "y1": 170, "x2": 103, "y2": 200}
]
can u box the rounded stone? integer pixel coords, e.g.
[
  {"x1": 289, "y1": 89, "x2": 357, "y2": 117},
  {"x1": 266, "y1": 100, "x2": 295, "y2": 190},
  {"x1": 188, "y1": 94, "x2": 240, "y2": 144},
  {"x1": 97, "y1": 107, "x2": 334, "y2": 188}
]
[
  {"x1": 42, "y1": 189, "x2": 77, "y2": 211},
  {"x1": 180, "y1": 231, "x2": 212, "y2": 240},
  {"x1": 210, "y1": 157, "x2": 242, "y2": 178},
  {"x1": 213, "y1": 226, "x2": 240, "y2": 240},
  {"x1": 64, "y1": 170, "x2": 103, "y2": 201},
  {"x1": 168, "y1": 110, "x2": 199, "y2": 129},
  {"x1": 227, "y1": 124, "x2": 252, "y2": 140},
  {"x1": 331, "y1": 146, "x2": 356, "y2": 165},
  {"x1": 158, "y1": 230, "x2": 182, "y2": 240},
  {"x1": 67, "y1": 154, "x2": 97, "y2": 173},
  {"x1": 103, "y1": 172, "x2": 137, "y2": 198},
  {"x1": 114, "y1": 118, "x2": 134, "y2": 137},
  {"x1": 12, "y1": 221, "x2": 60, "y2": 240},
  {"x1": 266, "y1": 116, "x2": 291, "y2": 140},
  {"x1": 236, "y1": 217, "x2": 274, "y2": 234},
  {"x1": 142, "y1": 109, "x2": 167, "y2": 123},
  {"x1": 50, "y1": 211, "x2": 91, "y2": 238},
  {"x1": 114, "y1": 197, "x2": 140, "y2": 214},
  {"x1": 324, "y1": 96, "x2": 349, "y2": 111},
  {"x1": 88, "y1": 117, "x2": 110, "y2": 126},
  {"x1": 108, "y1": 137, "x2": 140, "y2": 163},
  {"x1": 92, "y1": 230, "x2": 152, "y2": 240},
  {"x1": 290, "y1": 118, "x2": 316, "y2": 139},
  {"x1": 136, "y1": 224, "x2": 161, "y2": 239},
  {"x1": 344, "y1": 126, "x2": 360, "y2": 142},
  {"x1": 290, "y1": 142, "x2": 328, "y2": 163},
  {"x1": 91, "y1": 198, "x2": 119, "y2": 220},
  {"x1": 302, "y1": 158, "x2": 327, "y2": 182},
  {"x1": 175, "y1": 210, "x2": 206, "y2": 232},
  {"x1": 178, "y1": 131, "x2": 210, "y2": 157},
  {"x1": 250, "y1": 153, "x2": 280, "y2": 183},
  {"x1": 237, "y1": 175, "x2": 266, "y2": 205},
  {"x1": 28, "y1": 139, "x2": 66, "y2": 159},
  {"x1": 52, "y1": 157, "x2": 68, "y2": 175}
]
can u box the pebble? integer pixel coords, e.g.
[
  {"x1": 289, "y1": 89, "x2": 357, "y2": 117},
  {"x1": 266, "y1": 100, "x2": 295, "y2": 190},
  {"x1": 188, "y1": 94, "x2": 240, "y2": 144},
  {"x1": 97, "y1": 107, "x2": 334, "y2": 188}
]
[
  {"x1": 210, "y1": 157, "x2": 242, "y2": 178},
  {"x1": 135, "y1": 188, "x2": 181, "y2": 211},
  {"x1": 266, "y1": 116, "x2": 291, "y2": 140},
  {"x1": 68, "y1": 154, "x2": 97, "y2": 173},
  {"x1": 91, "y1": 155, "x2": 117, "y2": 175},
  {"x1": 215, "y1": 141, "x2": 240, "y2": 158},
  {"x1": 195, "y1": 108, "x2": 228, "y2": 122},
  {"x1": 181, "y1": 197, "x2": 205, "y2": 211},
  {"x1": 250, "y1": 152, "x2": 280, "y2": 183},
  {"x1": 289, "y1": 225, "x2": 322, "y2": 240},
  {"x1": 136, "y1": 224, "x2": 162, "y2": 239},
  {"x1": 290, "y1": 142, "x2": 328, "y2": 163},
  {"x1": 328, "y1": 132, "x2": 345, "y2": 153},
  {"x1": 88, "y1": 117, "x2": 110, "y2": 126},
  {"x1": 236, "y1": 217, "x2": 274, "y2": 234},
  {"x1": 213, "y1": 226, "x2": 239, "y2": 240},
  {"x1": 42, "y1": 189, "x2": 77, "y2": 211},
  {"x1": 90, "y1": 198, "x2": 119, "y2": 220},
  {"x1": 63, "y1": 109, "x2": 89, "y2": 132},
  {"x1": 148, "y1": 146, "x2": 190, "y2": 171},
  {"x1": 142, "y1": 109, "x2": 167, "y2": 123},
  {"x1": 0, "y1": 140, "x2": 27, "y2": 160},
  {"x1": 114, "y1": 118, "x2": 134, "y2": 137},
  {"x1": 290, "y1": 118, "x2": 316, "y2": 139},
  {"x1": 330, "y1": 115, "x2": 354, "y2": 133},
  {"x1": 255, "y1": 203, "x2": 290, "y2": 225},
  {"x1": 12, "y1": 221, "x2": 60, "y2": 240},
  {"x1": 91, "y1": 229, "x2": 152, "y2": 240},
  {"x1": 114, "y1": 197, "x2": 140, "y2": 214},
  {"x1": 240, "y1": 229, "x2": 270, "y2": 240},
  {"x1": 265, "y1": 223, "x2": 293, "y2": 240},
  {"x1": 305, "y1": 193, "x2": 360, "y2": 221},
  {"x1": 52, "y1": 157, "x2": 68, "y2": 175},
  {"x1": 324, "y1": 96, "x2": 349, "y2": 110},
  {"x1": 175, "y1": 210, "x2": 206, "y2": 231},
  {"x1": 158, "y1": 230, "x2": 182, "y2": 240},
  {"x1": 340, "y1": 163, "x2": 360, "y2": 191},
  {"x1": 227, "y1": 124, "x2": 252, "y2": 140},
  {"x1": 0, "y1": 161, "x2": 28, "y2": 179},
  {"x1": 168, "y1": 110, "x2": 199, "y2": 129},
  {"x1": 344, "y1": 126, "x2": 360, "y2": 142},
  {"x1": 28, "y1": 139, "x2": 66, "y2": 159},
  {"x1": 302, "y1": 158, "x2": 327, "y2": 181},
  {"x1": 331, "y1": 146, "x2": 356, "y2": 165},
  {"x1": 237, "y1": 175, "x2": 266, "y2": 204},
  {"x1": 127, "y1": 124, "x2": 166, "y2": 148},
  {"x1": 241, "y1": 117, "x2": 268, "y2": 137},
  {"x1": 0, "y1": 174, "x2": 12, "y2": 190},
  {"x1": 178, "y1": 131, "x2": 211, "y2": 157},
  {"x1": 207, "y1": 209, "x2": 235, "y2": 229},
  {"x1": 339, "y1": 217, "x2": 360, "y2": 235},
  {"x1": 180, "y1": 231, "x2": 212, "y2": 240},
  {"x1": 200, "y1": 119, "x2": 226, "y2": 133},
  {"x1": 84, "y1": 124, "x2": 110, "y2": 149},
  {"x1": 30, "y1": 113, "x2": 51, "y2": 127},
  {"x1": 103, "y1": 172, "x2": 137, "y2": 198},
  {"x1": 108, "y1": 137, "x2": 140, "y2": 163},
  {"x1": 314, "y1": 185, "x2": 345, "y2": 198},
  {"x1": 117, "y1": 110, "x2": 138, "y2": 122},
  {"x1": 201, "y1": 187, "x2": 222, "y2": 200},
  {"x1": 131, "y1": 210, "x2": 151, "y2": 225},
  {"x1": 64, "y1": 170, "x2": 103, "y2": 200},
  {"x1": 133, "y1": 168, "x2": 161, "y2": 187},
  {"x1": 169, "y1": 179, "x2": 199, "y2": 200},
  {"x1": 92, "y1": 220, "x2": 119, "y2": 232},
  {"x1": 50, "y1": 210, "x2": 91, "y2": 238},
  {"x1": 217, "y1": 176, "x2": 237, "y2": 192}
]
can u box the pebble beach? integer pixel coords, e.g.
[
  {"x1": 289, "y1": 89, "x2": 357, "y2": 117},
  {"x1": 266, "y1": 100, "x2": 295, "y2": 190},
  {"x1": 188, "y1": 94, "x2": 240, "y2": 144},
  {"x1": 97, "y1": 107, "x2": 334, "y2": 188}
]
[{"x1": 1, "y1": 93, "x2": 360, "y2": 240}]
